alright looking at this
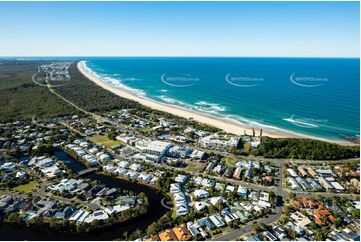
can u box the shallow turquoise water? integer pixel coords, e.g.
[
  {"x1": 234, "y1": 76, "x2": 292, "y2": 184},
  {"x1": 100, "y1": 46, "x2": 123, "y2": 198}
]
[{"x1": 83, "y1": 57, "x2": 359, "y2": 142}]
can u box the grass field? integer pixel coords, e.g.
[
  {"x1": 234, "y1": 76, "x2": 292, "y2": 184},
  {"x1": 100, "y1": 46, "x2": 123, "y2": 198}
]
[
  {"x1": 185, "y1": 161, "x2": 206, "y2": 173},
  {"x1": 12, "y1": 181, "x2": 38, "y2": 193},
  {"x1": 221, "y1": 156, "x2": 237, "y2": 167},
  {"x1": 139, "y1": 127, "x2": 151, "y2": 134},
  {"x1": 242, "y1": 142, "x2": 251, "y2": 153},
  {"x1": 90, "y1": 135, "x2": 122, "y2": 148}
]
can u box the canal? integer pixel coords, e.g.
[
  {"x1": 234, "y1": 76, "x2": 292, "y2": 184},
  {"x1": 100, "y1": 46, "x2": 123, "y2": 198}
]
[{"x1": 0, "y1": 151, "x2": 171, "y2": 241}]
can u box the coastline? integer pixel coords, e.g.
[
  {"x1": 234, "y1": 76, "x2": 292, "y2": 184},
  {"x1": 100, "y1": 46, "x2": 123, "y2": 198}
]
[{"x1": 77, "y1": 61, "x2": 353, "y2": 145}]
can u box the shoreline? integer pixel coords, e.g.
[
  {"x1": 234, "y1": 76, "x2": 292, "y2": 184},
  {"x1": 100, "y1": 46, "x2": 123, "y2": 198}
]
[{"x1": 77, "y1": 61, "x2": 353, "y2": 145}]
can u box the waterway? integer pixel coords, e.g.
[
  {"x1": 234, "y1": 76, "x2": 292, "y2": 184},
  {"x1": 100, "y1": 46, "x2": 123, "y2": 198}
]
[{"x1": 0, "y1": 151, "x2": 171, "y2": 241}]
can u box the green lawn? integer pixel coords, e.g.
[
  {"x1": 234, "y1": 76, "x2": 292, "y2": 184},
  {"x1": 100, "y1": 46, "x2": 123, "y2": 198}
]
[
  {"x1": 139, "y1": 127, "x2": 151, "y2": 133},
  {"x1": 90, "y1": 135, "x2": 122, "y2": 148},
  {"x1": 185, "y1": 162, "x2": 206, "y2": 173},
  {"x1": 222, "y1": 157, "x2": 237, "y2": 167},
  {"x1": 242, "y1": 142, "x2": 251, "y2": 153},
  {"x1": 12, "y1": 181, "x2": 38, "y2": 193}
]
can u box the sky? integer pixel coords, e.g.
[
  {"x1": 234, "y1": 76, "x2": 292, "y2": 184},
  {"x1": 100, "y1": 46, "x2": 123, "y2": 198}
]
[{"x1": 0, "y1": 1, "x2": 359, "y2": 57}]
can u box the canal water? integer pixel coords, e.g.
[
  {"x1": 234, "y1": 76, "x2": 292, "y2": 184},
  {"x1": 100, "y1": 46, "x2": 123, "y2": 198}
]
[{"x1": 0, "y1": 151, "x2": 171, "y2": 241}]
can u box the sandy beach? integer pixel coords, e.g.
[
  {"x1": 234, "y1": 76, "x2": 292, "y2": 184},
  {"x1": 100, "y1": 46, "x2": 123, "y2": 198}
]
[{"x1": 77, "y1": 61, "x2": 352, "y2": 145}]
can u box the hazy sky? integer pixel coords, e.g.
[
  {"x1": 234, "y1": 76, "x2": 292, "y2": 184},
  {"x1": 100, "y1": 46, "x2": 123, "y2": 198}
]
[{"x1": 0, "y1": 1, "x2": 359, "y2": 57}]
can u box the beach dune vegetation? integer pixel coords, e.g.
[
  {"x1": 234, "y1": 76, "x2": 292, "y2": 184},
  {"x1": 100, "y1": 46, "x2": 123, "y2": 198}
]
[{"x1": 253, "y1": 136, "x2": 359, "y2": 160}]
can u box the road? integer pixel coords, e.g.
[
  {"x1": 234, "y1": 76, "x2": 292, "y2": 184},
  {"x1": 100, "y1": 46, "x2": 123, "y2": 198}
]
[
  {"x1": 31, "y1": 70, "x2": 359, "y2": 240},
  {"x1": 212, "y1": 160, "x2": 285, "y2": 240}
]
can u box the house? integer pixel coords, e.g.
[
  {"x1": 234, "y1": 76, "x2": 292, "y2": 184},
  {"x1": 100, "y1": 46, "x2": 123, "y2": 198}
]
[
  {"x1": 15, "y1": 171, "x2": 26, "y2": 178},
  {"x1": 319, "y1": 177, "x2": 333, "y2": 190},
  {"x1": 190, "y1": 150, "x2": 205, "y2": 160},
  {"x1": 172, "y1": 224, "x2": 192, "y2": 241},
  {"x1": 291, "y1": 198, "x2": 317, "y2": 209},
  {"x1": 174, "y1": 192, "x2": 187, "y2": 204},
  {"x1": 125, "y1": 171, "x2": 139, "y2": 180},
  {"x1": 316, "y1": 169, "x2": 336, "y2": 177},
  {"x1": 225, "y1": 185, "x2": 235, "y2": 193},
  {"x1": 221, "y1": 210, "x2": 238, "y2": 224},
  {"x1": 170, "y1": 183, "x2": 182, "y2": 194},
  {"x1": 68, "y1": 209, "x2": 90, "y2": 223},
  {"x1": 287, "y1": 168, "x2": 298, "y2": 177},
  {"x1": 54, "y1": 206, "x2": 76, "y2": 219},
  {"x1": 194, "y1": 177, "x2": 203, "y2": 186},
  {"x1": 199, "y1": 134, "x2": 240, "y2": 150},
  {"x1": 233, "y1": 167, "x2": 243, "y2": 180},
  {"x1": 291, "y1": 211, "x2": 312, "y2": 228},
  {"x1": 209, "y1": 214, "x2": 225, "y2": 227},
  {"x1": 194, "y1": 201, "x2": 209, "y2": 212},
  {"x1": 175, "y1": 174, "x2": 188, "y2": 184},
  {"x1": 262, "y1": 231, "x2": 278, "y2": 241},
  {"x1": 193, "y1": 189, "x2": 210, "y2": 199},
  {"x1": 314, "y1": 208, "x2": 336, "y2": 225},
  {"x1": 136, "y1": 140, "x2": 172, "y2": 162},
  {"x1": 138, "y1": 173, "x2": 152, "y2": 183},
  {"x1": 273, "y1": 226, "x2": 288, "y2": 240},
  {"x1": 223, "y1": 168, "x2": 233, "y2": 177},
  {"x1": 259, "y1": 192, "x2": 269, "y2": 202},
  {"x1": 103, "y1": 165, "x2": 116, "y2": 173},
  {"x1": 84, "y1": 210, "x2": 109, "y2": 223},
  {"x1": 187, "y1": 221, "x2": 208, "y2": 238},
  {"x1": 237, "y1": 186, "x2": 248, "y2": 197},
  {"x1": 306, "y1": 178, "x2": 322, "y2": 191},
  {"x1": 213, "y1": 165, "x2": 223, "y2": 174},
  {"x1": 258, "y1": 200, "x2": 272, "y2": 208},
  {"x1": 88, "y1": 147, "x2": 99, "y2": 154},
  {"x1": 201, "y1": 178, "x2": 215, "y2": 187},
  {"x1": 41, "y1": 165, "x2": 63, "y2": 178},
  {"x1": 288, "y1": 177, "x2": 301, "y2": 190},
  {"x1": 297, "y1": 166, "x2": 309, "y2": 177},
  {"x1": 247, "y1": 236, "x2": 261, "y2": 241},
  {"x1": 159, "y1": 229, "x2": 178, "y2": 241},
  {"x1": 214, "y1": 183, "x2": 225, "y2": 192},
  {"x1": 306, "y1": 167, "x2": 317, "y2": 177},
  {"x1": 286, "y1": 222, "x2": 305, "y2": 236},
  {"x1": 176, "y1": 204, "x2": 189, "y2": 216},
  {"x1": 99, "y1": 154, "x2": 111, "y2": 162},
  {"x1": 330, "y1": 181, "x2": 345, "y2": 191},
  {"x1": 295, "y1": 177, "x2": 311, "y2": 190},
  {"x1": 167, "y1": 146, "x2": 192, "y2": 158},
  {"x1": 197, "y1": 217, "x2": 216, "y2": 230},
  {"x1": 144, "y1": 235, "x2": 161, "y2": 241},
  {"x1": 1, "y1": 162, "x2": 16, "y2": 171},
  {"x1": 210, "y1": 196, "x2": 227, "y2": 207},
  {"x1": 0, "y1": 196, "x2": 12, "y2": 210},
  {"x1": 130, "y1": 163, "x2": 141, "y2": 171},
  {"x1": 118, "y1": 160, "x2": 130, "y2": 168}
]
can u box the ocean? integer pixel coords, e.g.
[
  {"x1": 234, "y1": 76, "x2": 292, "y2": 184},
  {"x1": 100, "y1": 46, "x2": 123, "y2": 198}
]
[{"x1": 82, "y1": 57, "x2": 359, "y2": 142}]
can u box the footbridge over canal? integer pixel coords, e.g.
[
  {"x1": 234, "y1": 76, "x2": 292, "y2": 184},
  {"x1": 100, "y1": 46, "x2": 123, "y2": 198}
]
[{"x1": 76, "y1": 167, "x2": 98, "y2": 177}]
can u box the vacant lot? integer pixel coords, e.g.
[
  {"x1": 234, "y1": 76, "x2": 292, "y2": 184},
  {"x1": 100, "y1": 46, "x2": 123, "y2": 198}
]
[
  {"x1": 185, "y1": 161, "x2": 206, "y2": 173},
  {"x1": 12, "y1": 181, "x2": 38, "y2": 193},
  {"x1": 90, "y1": 135, "x2": 122, "y2": 148},
  {"x1": 221, "y1": 156, "x2": 237, "y2": 168}
]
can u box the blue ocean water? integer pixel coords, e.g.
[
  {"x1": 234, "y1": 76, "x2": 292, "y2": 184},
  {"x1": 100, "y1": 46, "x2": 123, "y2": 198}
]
[{"x1": 83, "y1": 57, "x2": 359, "y2": 142}]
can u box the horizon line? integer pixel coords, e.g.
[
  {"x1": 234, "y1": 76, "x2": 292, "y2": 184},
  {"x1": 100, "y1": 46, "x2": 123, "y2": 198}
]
[{"x1": 0, "y1": 55, "x2": 360, "y2": 59}]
